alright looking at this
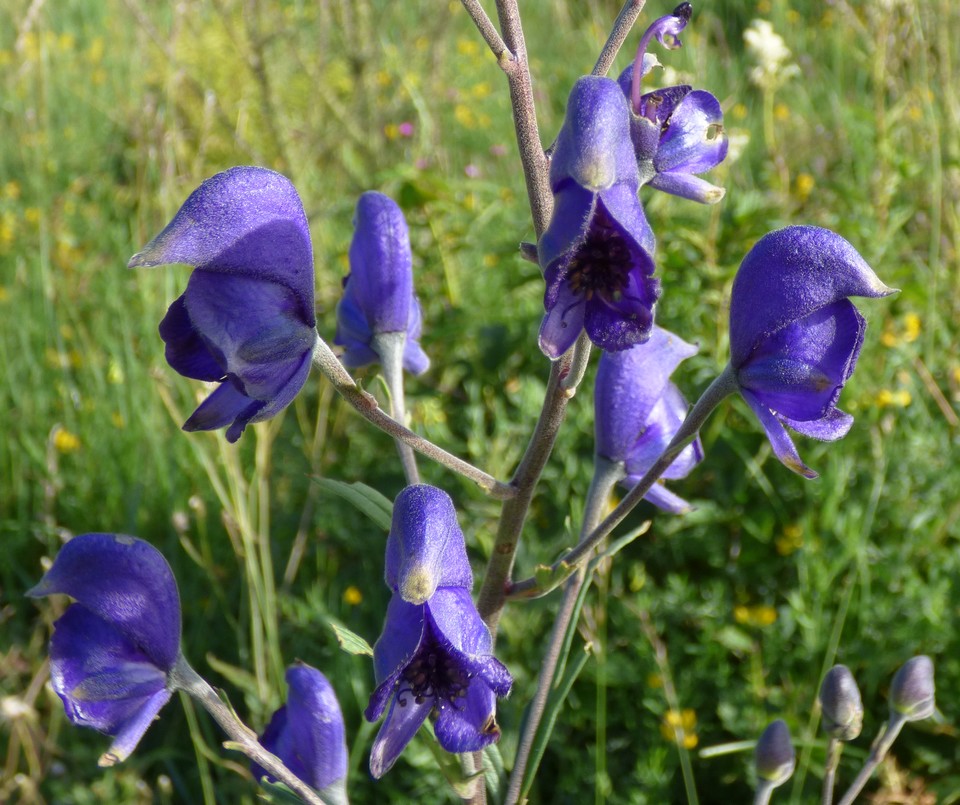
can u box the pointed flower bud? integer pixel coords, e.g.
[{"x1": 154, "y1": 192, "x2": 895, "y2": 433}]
[
  {"x1": 366, "y1": 485, "x2": 512, "y2": 778},
  {"x1": 890, "y1": 655, "x2": 935, "y2": 722},
  {"x1": 253, "y1": 663, "x2": 348, "y2": 803},
  {"x1": 538, "y1": 76, "x2": 659, "y2": 358},
  {"x1": 754, "y1": 719, "x2": 796, "y2": 786},
  {"x1": 729, "y1": 226, "x2": 896, "y2": 478},
  {"x1": 819, "y1": 665, "x2": 863, "y2": 741},
  {"x1": 129, "y1": 167, "x2": 318, "y2": 442},
  {"x1": 27, "y1": 533, "x2": 182, "y2": 765},
  {"x1": 334, "y1": 191, "x2": 429, "y2": 375},
  {"x1": 594, "y1": 326, "x2": 703, "y2": 512}
]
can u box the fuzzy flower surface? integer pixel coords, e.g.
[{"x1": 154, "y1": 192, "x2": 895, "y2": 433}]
[
  {"x1": 27, "y1": 533, "x2": 181, "y2": 765},
  {"x1": 729, "y1": 226, "x2": 895, "y2": 478},
  {"x1": 365, "y1": 485, "x2": 512, "y2": 778},
  {"x1": 129, "y1": 166, "x2": 318, "y2": 443},
  {"x1": 252, "y1": 663, "x2": 348, "y2": 802},
  {"x1": 594, "y1": 326, "x2": 703, "y2": 512},
  {"x1": 618, "y1": 4, "x2": 727, "y2": 203},
  {"x1": 538, "y1": 75, "x2": 659, "y2": 359},
  {"x1": 334, "y1": 191, "x2": 429, "y2": 374}
]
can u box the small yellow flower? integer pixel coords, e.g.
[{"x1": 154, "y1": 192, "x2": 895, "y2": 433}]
[
  {"x1": 58, "y1": 32, "x2": 75, "y2": 51},
  {"x1": 774, "y1": 103, "x2": 790, "y2": 121},
  {"x1": 456, "y1": 38, "x2": 480, "y2": 57},
  {"x1": 343, "y1": 586, "x2": 363, "y2": 606},
  {"x1": 107, "y1": 358, "x2": 125, "y2": 385},
  {"x1": 795, "y1": 173, "x2": 815, "y2": 201},
  {"x1": 903, "y1": 313, "x2": 921, "y2": 343},
  {"x1": 53, "y1": 427, "x2": 81, "y2": 454},
  {"x1": 660, "y1": 709, "x2": 698, "y2": 748},
  {"x1": 775, "y1": 524, "x2": 804, "y2": 556},
  {"x1": 876, "y1": 389, "x2": 911, "y2": 408},
  {"x1": 734, "y1": 604, "x2": 777, "y2": 627},
  {"x1": 454, "y1": 104, "x2": 474, "y2": 127},
  {"x1": 4, "y1": 181, "x2": 20, "y2": 200},
  {"x1": 24, "y1": 207, "x2": 41, "y2": 224},
  {"x1": 111, "y1": 412, "x2": 126, "y2": 429},
  {"x1": 87, "y1": 37, "x2": 104, "y2": 64},
  {"x1": 647, "y1": 673, "x2": 663, "y2": 689},
  {"x1": 731, "y1": 103, "x2": 749, "y2": 121},
  {"x1": 384, "y1": 123, "x2": 399, "y2": 140},
  {"x1": 0, "y1": 286, "x2": 8, "y2": 302}
]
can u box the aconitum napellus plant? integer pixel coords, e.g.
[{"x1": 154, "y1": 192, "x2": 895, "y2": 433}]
[{"x1": 27, "y1": 2, "x2": 922, "y2": 803}]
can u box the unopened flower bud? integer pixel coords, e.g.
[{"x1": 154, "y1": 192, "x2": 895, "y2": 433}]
[
  {"x1": 890, "y1": 655, "x2": 935, "y2": 721},
  {"x1": 754, "y1": 719, "x2": 795, "y2": 786},
  {"x1": 819, "y1": 664, "x2": 863, "y2": 740}
]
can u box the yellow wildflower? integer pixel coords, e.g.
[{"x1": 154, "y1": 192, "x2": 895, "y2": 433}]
[
  {"x1": 53, "y1": 428, "x2": 81, "y2": 454},
  {"x1": 660, "y1": 709, "x2": 698, "y2": 748},
  {"x1": 343, "y1": 586, "x2": 363, "y2": 606}
]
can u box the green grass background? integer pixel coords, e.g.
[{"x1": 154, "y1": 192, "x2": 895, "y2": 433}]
[{"x1": 1, "y1": 0, "x2": 958, "y2": 802}]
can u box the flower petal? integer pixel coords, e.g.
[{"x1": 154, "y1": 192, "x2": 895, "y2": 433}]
[
  {"x1": 594, "y1": 328, "x2": 697, "y2": 461},
  {"x1": 182, "y1": 381, "x2": 264, "y2": 441},
  {"x1": 538, "y1": 280, "x2": 586, "y2": 360},
  {"x1": 368, "y1": 693, "x2": 432, "y2": 779},
  {"x1": 737, "y1": 300, "x2": 865, "y2": 421},
  {"x1": 370, "y1": 596, "x2": 426, "y2": 692},
  {"x1": 654, "y1": 90, "x2": 727, "y2": 175},
  {"x1": 347, "y1": 192, "x2": 413, "y2": 334},
  {"x1": 780, "y1": 408, "x2": 854, "y2": 442},
  {"x1": 49, "y1": 605, "x2": 169, "y2": 731},
  {"x1": 28, "y1": 533, "x2": 181, "y2": 669},
  {"x1": 384, "y1": 485, "x2": 473, "y2": 602},
  {"x1": 255, "y1": 664, "x2": 347, "y2": 792},
  {"x1": 742, "y1": 390, "x2": 817, "y2": 479},
  {"x1": 433, "y1": 680, "x2": 501, "y2": 754},
  {"x1": 158, "y1": 296, "x2": 225, "y2": 381},
  {"x1": 623, "y1": 384, "x2": 703, "y2": 481},
  {"x1": 730, "y1": 227, "x2": 895, "y2": 367},
  {"x1": 128, "y1": 166, "x2": 315, "y2": 326},
  {"x1": 647, "y1": 172, "x2": 725, "y2": 204}
]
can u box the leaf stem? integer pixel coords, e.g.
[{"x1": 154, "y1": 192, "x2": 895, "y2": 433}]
[
  {"x1": 311, "y1": 339, "x2": 513, "y2": 498},
  {"x1": 371, "y1": 332, "x2": 420, "y2": 485},
  {"x1": 836, "y1": 715, "x2": 907, "y2": 805},
  {"x1": 170, "y1": 656, "x2": 329, "y2": 805},
  {"x1": 592, "y1": 0, "x2": 648, "y2": 78},
  {"x1": 509, "y1": 365, "x2": 737, "y2": 597}
]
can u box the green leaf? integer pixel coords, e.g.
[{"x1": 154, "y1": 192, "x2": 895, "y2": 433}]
[
  {"x1": 311, "y1": 477, "x2": 394, "y2": 530},
  {"x1": 330, "y1": 621, "x2": 374, "y2": 657}
]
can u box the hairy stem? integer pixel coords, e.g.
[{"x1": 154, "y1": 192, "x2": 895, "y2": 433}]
[
  {"x1": 170, "y1": 656, "x2": 330, "y2": 805},
  {"x1": 509, "y1": 365, "x2": 737, "y2": 597},
  {"x1": 371, "y1": 332, "x2": 420, "y2": 485},
  {"x1": 311, "y1": 339, "x2": 513, "y2": 498},
  {"x1": 506, "y1": 456, "x2": 623, "y2": 805},
  {"x1": 822, "y1": 738, "x2": 842, "y2": 805},
  {"x1": 836, "y1": 715, "x2": 907, "y2": 805},
  {"x1": 592, "y1": 0, "x2": 648, "y2": 78}
]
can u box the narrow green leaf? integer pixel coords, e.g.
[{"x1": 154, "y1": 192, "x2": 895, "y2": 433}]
[
  {"x1": 311, "y1": 477, "x2": 394, "y2": 530},
  {"x1": 330, "y1": 621, "x2": 374, "y2": 657}
]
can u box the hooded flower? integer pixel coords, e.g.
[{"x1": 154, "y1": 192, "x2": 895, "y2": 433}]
[
  {"x1": 729, "y1": 226, "x2": 896, "y2": 478},
  {"x1": 129, "y1": 166, "x2": 318, "y2": 443},
  {"x1": 617, "y1": 4, "x2": 727, "y2": 203},
  {"x1": 253, "y1": 663, "x2": 348, "y2": 803},
  {"x1": 364, "y1": 485, "x2": 512, "y2": 778},
  {"x1": 754, "y1": 719, "x2": 795, "y2": 786},
  {"x1": 334, "y1": 191, "x2": 429, "y2": 375},
  {"x1": 594, "y1": 326, "x2": 703, "y2": 512},
  {"x1": 27, "y1": 533, "x2": 181, "y2": 765},
  {"x1": 538, "y1": 75, "x2": 659, "y2": 359}
]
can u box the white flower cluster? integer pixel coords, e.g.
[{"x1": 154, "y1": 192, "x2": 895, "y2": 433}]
[{"x1": 743, "y1": 19, "x2": 800, "y2": 90}]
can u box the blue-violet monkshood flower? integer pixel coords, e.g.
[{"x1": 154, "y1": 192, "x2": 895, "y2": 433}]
[
  {"x1": 538, "y1": 75, "x2": 659, "y2": 359},
  {"x1": 594, "y1": 326, "x2": 703, "y2": 513},
  {"x1": 364, "y1": 485, "x2": 512, "y2": 778},
  {"x1": 27, "y1": 533, "x2": 182, "y2": 766},
  {"x1": 129, "y1": 166, "x2": 318, "y2": 443},
  {"x1": 617, "y1": 3, "x2": 728, "y2": 203},
  {"x1": 729, "y1": 226, "x2": 896, "y2": 478},
  {"x1": 252, "y1": 663, "x2": 348, "y2": 804},
  {"x1": 334, "y1": 191, "x2": 429, "y2": 375}
]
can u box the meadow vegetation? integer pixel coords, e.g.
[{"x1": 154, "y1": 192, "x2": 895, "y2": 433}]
[{"x1": 1, "y1": 0, "x2": 958, "y2": 802}]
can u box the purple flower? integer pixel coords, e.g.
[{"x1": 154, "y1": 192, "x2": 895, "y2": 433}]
[
  {"x1": 538, "y1": 76, "x2": 659, "y2": 358},
  {"x1": 253, "y1": 663, "x2": 348, "y2": 801},
  {"x1": 129, "y1": 166, "x2": 318, "y2": 443},
  {"x1": 618, "y1": 5, "x2": 727, "y2": 203},
  {"x1": 754, "y1": 719, "x2": 795, "y2": 786},
  {"x1": 334, "y1": 191, "x2": 429, "y2": 375},
  {"x1": 364, "y1": 485, "x2": 512, "y2": 778},
  {"x1": 890, "y1": 655, "x2": 935, "y2": 722},
  {"x1": 27, "y1": 533, "x2": 181, "y2": 764},
  {"x1": 730, "y1": 226, "x2": 896, "y2": 478},
  {"x1": 594, "y1": 327, "x2": 703, "y2": 512}
]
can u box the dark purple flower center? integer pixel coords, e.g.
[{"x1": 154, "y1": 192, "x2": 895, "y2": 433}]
[
  {"x1": 398, "y1": 645, "x2": 471, "y2": 712},
  {"x1": 566, "y1": 208, "x2": 633, "y2": 303}
]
